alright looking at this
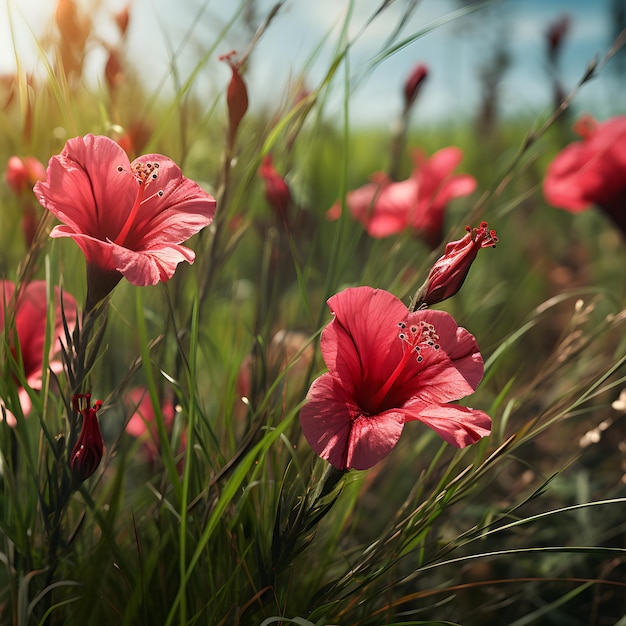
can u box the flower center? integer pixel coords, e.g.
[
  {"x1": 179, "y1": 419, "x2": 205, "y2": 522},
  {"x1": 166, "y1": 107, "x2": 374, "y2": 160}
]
[
  {"x1": 113, "y1": 161, "x2": 163, "y2": 246},
  {"x1": 369, "y1": 320, "x2": 440, "y2": 410}
]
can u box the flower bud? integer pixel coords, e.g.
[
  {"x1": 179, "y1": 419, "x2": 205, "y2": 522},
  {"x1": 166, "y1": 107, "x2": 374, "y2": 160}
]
[
  {"x1": 414, "y1": 222, "x2": 498, "y2": 308},
  {"x1": 6, "y1": 156, "x2": 46, "y2": 195},
  {"x1": 403, "y1": 63, "x2": 428, "y2": 110},
  {"x1": 69, "y1": 394, "x2": 104, "y2": 483},
  {"x1": 219, "y1": 51, "x2": 248, "y2": 149},
  {"x1": 546, "y1": 15, "x2": 570, "y2": 63},
  {"x1": 258, "y1": 154, "x2": 292, "y2": 223}
]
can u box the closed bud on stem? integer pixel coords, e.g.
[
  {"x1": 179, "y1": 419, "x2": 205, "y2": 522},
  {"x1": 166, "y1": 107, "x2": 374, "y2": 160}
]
[
  {"x1": 413, "y1": 222, "x2": 498, "y2": 309},
  {"x1": 219, "y1": 51, "x2": 248, "y2": 149},
  {"x1": 69, "y1": 393, "x2": 104, "y2": 483},
  {"x1": 403, "y1": 63, "x2": 428, "y2": 111},
  {"x1": 546, "y1": 15, "x2": 570, "y2": 64}
]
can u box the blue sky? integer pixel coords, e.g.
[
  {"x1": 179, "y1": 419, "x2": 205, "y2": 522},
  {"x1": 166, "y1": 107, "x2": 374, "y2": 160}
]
[{"x1": 1, "y1": 0, "x2": 623, "y2": 126}]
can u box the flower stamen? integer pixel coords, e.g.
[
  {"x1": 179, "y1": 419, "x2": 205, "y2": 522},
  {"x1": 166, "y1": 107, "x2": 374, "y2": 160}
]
[
  {"x1": 113, "y1": 162, "x2": 161, "y2": 245},
  {"x1": 466, "y1": 221, "x2": 498, "y2": 248},
  {"x1": 370, "y1": 320, "x2": 440, "y2": 408}
]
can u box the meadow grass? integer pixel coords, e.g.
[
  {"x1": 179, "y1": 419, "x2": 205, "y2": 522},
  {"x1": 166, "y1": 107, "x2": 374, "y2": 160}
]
[{"x1": 0, "y1": 1, "x2": 625, "y2": 624}]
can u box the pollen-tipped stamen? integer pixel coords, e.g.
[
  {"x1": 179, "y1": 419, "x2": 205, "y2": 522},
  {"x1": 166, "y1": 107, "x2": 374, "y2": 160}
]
[
  {"x1": 113, "y1": 161, "x2": 160, "y2": 246},
  {"x1": 369, "y1": 321, "x2": 440, "y2": 408}
]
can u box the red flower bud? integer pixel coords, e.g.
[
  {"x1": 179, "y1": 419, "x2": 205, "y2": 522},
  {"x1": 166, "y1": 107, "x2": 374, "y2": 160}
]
[
  {"x1": 70, "y1": 394, "x2": 104, "y2": 483},
  {"x1": 403, "y1": 63, "x2": 428, "y2": 110},
  {"x1": 546, "y1": 15, "x2": 570, "y2": 63},
  {"x1": 219, "y1": 51, "x2": 248, "y2": 148},
  {"x1": 415, "y1": 222, "x2": 498, "y2": 308},
  {"x1": 258, "y1": 154, "x2": 292, "y2": 223},
  {"x1": 6, "y1": 156, "x2": 46, "y2": 195}
]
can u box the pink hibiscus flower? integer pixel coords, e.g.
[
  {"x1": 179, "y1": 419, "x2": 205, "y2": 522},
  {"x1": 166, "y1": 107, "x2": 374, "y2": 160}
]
[
  {"x1": 1, "y1": 280, "x2": 77, "y2": 424},
  {"x1": 300, "y1": 286, "x2": 491, "y2": 470},
  {"x1": 543, "y1": 115, "x2": 626, "y2": 238},
  {"x1": 34, "y1": 134, "x2": 216, "y2": 310},
  {"x1": 327, "y1": 147, "x2": 476, "y2": 247}
]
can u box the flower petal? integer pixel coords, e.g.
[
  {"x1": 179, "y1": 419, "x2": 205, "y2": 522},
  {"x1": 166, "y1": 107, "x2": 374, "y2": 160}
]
[
  {"x1": 128, "y1": 156, "x2": 216, "y2": 248},
  {"x1": 326, "y1": 201, "x2": 342, "y2": 221},
  {"x1": 366, "y1": 179, "x2": 416, "y2": 237},
  {"x1": 544, "y1": 116, "x2": 626, "y2": 212},
  {"x1": 111, "y1": 241, "x2": 196, "y2": 285},
  {"x1": 35, "y1": 134, "x2": 135, "y2": 240},
  {"x1": 396, "y1": 309, "x2": 484, "y2": 405},
  {"x1": 321, "y1": 287, "x2": 408, "y2": 393},
  {"x1": 433, "y1": 174, "x2": 477, "y2": 207},
  {"x1": 345, "y1": 182, "x2": 382, "y2": 223},
  {"x1": 300, "y1": 373, "x2": 404, "y2": 470},
  {"x1": 15, "y1": 282, "x2": 77, "y2": 380},
  {"x1": 342, "y1": 173, "x2": 412, "y2": 238},
  {"x1": 1, "y1": 281, "x2": 77, "y2": 418},
  {"x1": 414, "y1": 146, "x2": 463, "y2": 181},
  {"x1": 544, "y1": 143, "x2": 597, "y2": 212},
  {"x1": 410, "y1": 147, "x2": 475, "y2": 246},
  {"x1": 50, "y1": 226, "x2": 115, "y2": 266},
  {"x1": 404, "y1": 403, "x2": 491, "y2": 447}
]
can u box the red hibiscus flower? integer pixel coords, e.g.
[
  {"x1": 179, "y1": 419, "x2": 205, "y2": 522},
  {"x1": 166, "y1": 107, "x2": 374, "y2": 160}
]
[
  {"x1": 543, "y1": 115, "x2": 626, "y2": 238},
  {"x1": 328, "y1": 147, "x2": 476, "y2": 247},
  {"x1": 300, "y1": 287, "x2": 491, "y2": 470},
  {"x1": 1, "y1": 280, "x2": 77, "y2": 424},
  {"x1": 34, "y1": 134, "x2": 216, "y2": 310}
]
